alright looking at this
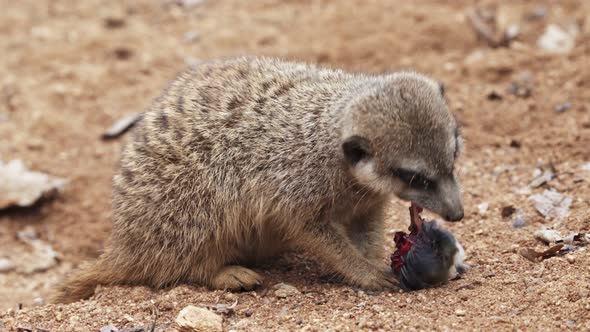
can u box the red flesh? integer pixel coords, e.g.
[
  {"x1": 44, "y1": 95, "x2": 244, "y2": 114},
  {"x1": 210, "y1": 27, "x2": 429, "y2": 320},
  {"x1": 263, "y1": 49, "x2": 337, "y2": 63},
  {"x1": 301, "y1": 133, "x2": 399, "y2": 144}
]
[{"x1": 391, "y1": 202, "x2": 424, "y2": 272}]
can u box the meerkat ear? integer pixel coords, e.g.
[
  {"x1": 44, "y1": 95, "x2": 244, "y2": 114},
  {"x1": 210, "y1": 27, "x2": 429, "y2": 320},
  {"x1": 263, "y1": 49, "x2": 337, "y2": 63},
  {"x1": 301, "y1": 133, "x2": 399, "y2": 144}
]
[
  {"x1": 342, "y1": 135, "x2": 372, "y2": 165},
  {"x1": 438, "y1": 81, "x2": 445, "y2": 97}
]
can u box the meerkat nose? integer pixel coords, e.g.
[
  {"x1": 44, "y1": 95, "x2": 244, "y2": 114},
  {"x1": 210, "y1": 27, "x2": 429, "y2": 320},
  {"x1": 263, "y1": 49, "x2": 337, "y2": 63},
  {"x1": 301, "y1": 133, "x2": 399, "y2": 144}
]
[{"x1": 445, "y1": 209, "x2": 464, "y2": 222}]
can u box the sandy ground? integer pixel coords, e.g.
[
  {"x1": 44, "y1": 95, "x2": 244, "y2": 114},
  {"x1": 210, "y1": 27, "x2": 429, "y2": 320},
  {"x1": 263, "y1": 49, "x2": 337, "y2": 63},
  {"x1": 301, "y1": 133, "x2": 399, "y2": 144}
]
[{"x1": 1, "y1": 0, "x2": 590, "y2": 331}]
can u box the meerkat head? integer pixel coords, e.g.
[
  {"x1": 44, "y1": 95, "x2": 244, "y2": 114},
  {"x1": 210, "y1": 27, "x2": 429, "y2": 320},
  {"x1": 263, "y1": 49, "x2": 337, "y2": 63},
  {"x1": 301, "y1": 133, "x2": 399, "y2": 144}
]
[{"x1": 341, "y1": 72, "x2": 464, "y2": 221}]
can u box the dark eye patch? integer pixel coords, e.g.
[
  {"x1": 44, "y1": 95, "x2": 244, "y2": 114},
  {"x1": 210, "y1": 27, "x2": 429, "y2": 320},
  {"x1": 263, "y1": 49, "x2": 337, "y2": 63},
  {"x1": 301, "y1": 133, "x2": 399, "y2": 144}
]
[{"x1": 392, "y1": 168, "x2": 435, "y2": 191}]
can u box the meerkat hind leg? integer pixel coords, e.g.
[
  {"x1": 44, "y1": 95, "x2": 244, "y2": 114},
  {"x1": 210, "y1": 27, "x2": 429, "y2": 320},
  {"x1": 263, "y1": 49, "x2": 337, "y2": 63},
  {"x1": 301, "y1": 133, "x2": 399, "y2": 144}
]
[{"x1": 210, "y1": 265, "x2": 263, "y2": 291}]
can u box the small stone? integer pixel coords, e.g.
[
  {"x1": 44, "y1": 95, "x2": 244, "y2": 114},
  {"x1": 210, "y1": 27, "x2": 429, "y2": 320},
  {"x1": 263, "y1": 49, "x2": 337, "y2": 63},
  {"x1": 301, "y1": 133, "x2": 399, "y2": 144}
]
[
  {"x1": 0, "y1": 159, "x2": 67, "y2": 210},
  {"x1": 487, "y1": 90, "x2": 503, "y2": 101},
  {"x1": 277, "y1": 306, "x2": 289, "y2": 319},
  {"x1": 99, "y1": 325, "x2": 119, "y2": 332},
  {"x1": 566, "y1": 255, "x2": 575, "y2": 264},
  {"x1": 501, "y1": 205, "x2": 516, "y2": 218},
  {"x1": 183, "y1": 31, "x2": 200, "y2": 43},
  {"x1": 17, "y1": 226, "x2": 38, "y2": 242},
  {"x1": 113, "y1": 47, "x2": 133, "y2": 60},
  {"x1": 554, "y1": 102, "x2": 571, "y2": 113},
  {"x1": 526, "y1": 6, "x2": 547, "y2": 21},
  {"x1": 477, "y1": 202, "x2": 489, "y2": 215},
  {"x1": 33, "y1": 297, "x2": 44, "y2": 306},
  {"x1": 175, "y1": 306, "x2": 222, "y2": 332},
  {"x1": 273, "y1": 283, "x2": 300, "y2": 298},
  {"x1": 509, "y1": 139, "x2": 522, "y2": 148},
  {"x1": 232, "y1": 319, "x2": 249, "y2": 329},
  {"x1": 581, "y1": 163, "x2": 590, "y2": 172},
  {"x1": 537, "y1": 24, "x2": 577, "y2": 54},
  {"x1": 529, "y1": 190, "x2": 572, "y2": 219},
  {"x1": 534, "y1": 229, "x2": 561, "y2": 244},
  {"x1": 455, "y1": 309, "x2": 466, "y2": 316},
  {"x1": 0, "y1": 258, "x2": 15, "y2": 272},
  {"x1": 103, "y1": 17, "x2": 126, "y2": 29},
  {"x1": 511, "y1": 216, "x2": 527, "y2": 228}
]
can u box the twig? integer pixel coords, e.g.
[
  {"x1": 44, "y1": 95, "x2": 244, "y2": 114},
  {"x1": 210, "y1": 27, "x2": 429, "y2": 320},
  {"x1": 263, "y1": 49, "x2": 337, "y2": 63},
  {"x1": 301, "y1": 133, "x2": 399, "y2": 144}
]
[
  {"x1": 149, "y1": 302, "x2": 159, "y2": 332},
  {"x1": 466, "y1": 8, "x2": 507, "y2": 48}
]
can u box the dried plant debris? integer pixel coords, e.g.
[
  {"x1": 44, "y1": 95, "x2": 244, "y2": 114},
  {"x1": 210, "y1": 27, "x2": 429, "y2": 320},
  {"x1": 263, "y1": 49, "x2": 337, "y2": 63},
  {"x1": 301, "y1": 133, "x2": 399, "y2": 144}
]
[
  {"x1": 534, "y1": 228, "x2": 589, "y2": 245},
  {"x1": 557, "y1": 233, "x2": 590, "y2": 245},
  {"x1": 0, "y1": 159, "x2": 67, "y2": 210},
  {"x1": 205, "y1": 299, "x2": 238, "y2": 316},
  {"x1": 519, "y1": 244, "x2": 564, "y2": 262},
  {"x1": 11, "y1": 226, "x2": 60, "y2": 273},
  {"x1": 465, "y1": 7, "x2": 519, "y2": 48},
  {"x1": 529, "y1": 164, "x2": 556, "y2": 188},
  {"x1": 102, "y1": 112, "x2": 143, "y2": 140},
  {"x1": 528, "y1": 189, "x2": 571, "y2": 219}
]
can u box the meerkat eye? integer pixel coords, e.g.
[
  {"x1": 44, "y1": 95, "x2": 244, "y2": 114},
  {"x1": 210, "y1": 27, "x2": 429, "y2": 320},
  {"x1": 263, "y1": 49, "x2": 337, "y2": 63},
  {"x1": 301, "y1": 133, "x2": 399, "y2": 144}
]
[
  {"x1": 342, "y1": 135, "x2": 372, "y2": 165},
  {"x1": 392, "y1": 168, "x2": 435, "y2": 190}
]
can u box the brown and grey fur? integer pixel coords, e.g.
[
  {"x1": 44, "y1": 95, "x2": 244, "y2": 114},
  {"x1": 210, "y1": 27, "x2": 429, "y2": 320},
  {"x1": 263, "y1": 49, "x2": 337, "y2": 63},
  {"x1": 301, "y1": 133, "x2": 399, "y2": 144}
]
[{"x1": 52, "y1": 56, "x2": 464, "y2": 303}]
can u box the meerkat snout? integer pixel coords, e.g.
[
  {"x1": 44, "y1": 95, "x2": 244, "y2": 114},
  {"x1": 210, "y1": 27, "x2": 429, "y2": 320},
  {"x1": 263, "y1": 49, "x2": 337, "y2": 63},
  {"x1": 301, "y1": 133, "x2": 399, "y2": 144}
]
[{"x1": 341, "y1": 72, "x2": 464, "y2": 221}]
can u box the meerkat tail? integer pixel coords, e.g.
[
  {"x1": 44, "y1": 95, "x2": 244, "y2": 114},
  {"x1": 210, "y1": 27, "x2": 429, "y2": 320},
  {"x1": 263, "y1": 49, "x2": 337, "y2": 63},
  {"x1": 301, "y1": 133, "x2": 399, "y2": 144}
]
[{"x1": 50, "y1": 258, "x2": 117, "y2": 304}]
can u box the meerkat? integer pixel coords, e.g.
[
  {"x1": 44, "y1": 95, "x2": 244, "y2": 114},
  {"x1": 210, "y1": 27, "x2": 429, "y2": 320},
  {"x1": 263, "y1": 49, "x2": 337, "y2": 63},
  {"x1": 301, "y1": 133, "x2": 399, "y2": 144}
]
[{"x1": 52, "y1": 56, "x2": 464, "y2": 303}]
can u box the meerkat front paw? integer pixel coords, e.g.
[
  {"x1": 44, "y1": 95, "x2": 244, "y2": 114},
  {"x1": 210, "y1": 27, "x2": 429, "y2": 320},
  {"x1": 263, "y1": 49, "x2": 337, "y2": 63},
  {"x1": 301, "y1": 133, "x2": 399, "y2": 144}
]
[
  {"x1": 354, "y1": 267, "x2": 398, "y2": 291},
  {"x1": 211, "y1": 265, "x2": 263, "y2": 291}
]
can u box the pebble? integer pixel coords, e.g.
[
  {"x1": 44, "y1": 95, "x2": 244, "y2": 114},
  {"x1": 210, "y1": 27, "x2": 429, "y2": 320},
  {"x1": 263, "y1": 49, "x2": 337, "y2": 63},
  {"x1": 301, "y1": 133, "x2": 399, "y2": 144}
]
[
  {"x1": 232, "y1": 319, "x2": 249, "y2": 329},
  {"x1": 554, "y1": 101, "x2": 571, "y2": 113},
  {"x1": 273, "y1": 282, "x2": 301, "y2": 298},
  {"x1": 33, "y1": 297, "x2": 45, "y2": 306},
  {"x1": 534, "y1": 229, "x2": 561, "y2": 244},
  {"x1": 0, "y1": 159, "x2": 67, "y2": 210},
  {"x1": 99, "y1": 325, "x2": 119, "y2": 332},
  {"x1": 455, "y1": 309, "x2": 466, "y2": 316},
  {"x1": 17, "y1": 226, "x2": 38, "y2": 242},
  {"x1": 566, "y1": 255, "x2": 575, "y2": 264},
  {"x1": 223, "y1": 292, "x2": 237, "y2": 301},
  {"x1": 511, "y1": 215, "x2": 527, "y2": 228},
  {"x1": 0, "y1": 258, "x2": 15, "y2": 272},
  {"x1": 477, "y1": 202, "x2": 489, "y2": 215},
  {"x1": 175, "y1": 306, "x2": 222, "y2": 332},
  {"x1": 537, "y1": 24, "x2": 577, "y2": 54},
  {"x1": 529, "y1": 190, "x2": 572, "y2": 219}
]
